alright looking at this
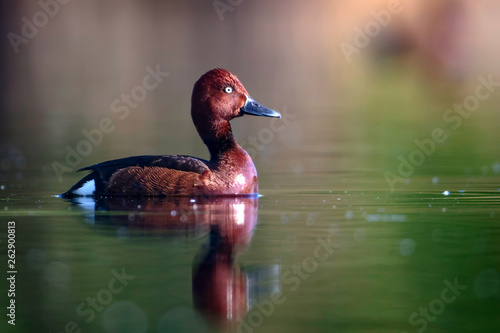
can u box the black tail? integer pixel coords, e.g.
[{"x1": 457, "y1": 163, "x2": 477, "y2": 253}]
[{"x1": 60, "y1": 172, "x2": 97, "y2": 199}]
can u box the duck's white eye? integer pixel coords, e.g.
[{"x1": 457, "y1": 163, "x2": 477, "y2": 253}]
[{"x1": 223, "y1": 87, "x2": 233, "y2": 93}]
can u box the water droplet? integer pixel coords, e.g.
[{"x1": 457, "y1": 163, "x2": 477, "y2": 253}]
[
  {"x1": 157, "y1": 306, "x2": 206, "y2": 333},
  {"x1": 102, "y1": 301, "x2": 148, "y2": 333},
  {"x1": 474, "y1": 269, "x2": 500, "y2": 299},
  {"x1": 116, "y1": 227, "x2": 130, "y2": 239},
  {"x1": 43, "y1": 261, "x2": 70, "y2": 288},
  {"x1": 306, "y1": 212, "x2": 316, "y2": 226},
  {"x1": 26, "y1": 249, "x2": 47, "y2": 270},
  {"x1": 493, "y1": 163, "x2": 500, "y2": 174},
  {"x1": 442, "y1": 191, "x2": 450, "y2": 196},
  {"x1": 432, "y1": 229, "x2": 443, "y2": 241},
  {"x1": 399, "y1": 239, "x2": 416, "y2": 256},
  {"x1": 353, "y1": 229, "x2": 366, "y2": 242},
  {"x1": 328, "y1": 223, "x2": 339, "y2": 235},
  {"x1": 282, "y1": 235, "x2": 297, "y2": 251}
]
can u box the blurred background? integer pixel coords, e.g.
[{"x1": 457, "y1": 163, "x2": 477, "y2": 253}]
[
  {"x1": 1, "y1": 0, "x2": 499, "y2": 187},
  {"x1": 1, "y1": 1, "x2": 500, "y2": 333}
]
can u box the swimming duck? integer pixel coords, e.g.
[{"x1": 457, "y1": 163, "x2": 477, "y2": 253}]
[{"x1": 61, "y1": 68, "x2": 281, "y2": 197}]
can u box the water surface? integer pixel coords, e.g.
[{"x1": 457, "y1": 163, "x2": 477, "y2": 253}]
[{"x1": 1, "y1": 72, "x2": 500, "y2": 333}]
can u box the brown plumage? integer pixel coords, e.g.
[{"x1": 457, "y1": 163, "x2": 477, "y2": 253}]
[{"x1": 107, "y1": 166, "x2": 205, "y2": 196}]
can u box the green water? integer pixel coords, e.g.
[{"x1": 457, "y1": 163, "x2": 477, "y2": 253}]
[{"x1": 1, "y1": 71, "x2": 500, "y2": 333}]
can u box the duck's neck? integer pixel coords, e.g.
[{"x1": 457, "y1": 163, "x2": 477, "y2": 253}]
[{"x1": 199, "y1": 119, "x2": 239, "y2": 161}]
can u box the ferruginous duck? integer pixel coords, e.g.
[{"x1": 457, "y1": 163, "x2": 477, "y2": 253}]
[{"x1": 61, "y1": 68, "x2": 281, "y2": 197}]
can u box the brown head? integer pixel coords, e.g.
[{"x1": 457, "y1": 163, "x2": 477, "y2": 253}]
[{"x1": 191, "y1": 68, "x2": 280, "y2": 157}]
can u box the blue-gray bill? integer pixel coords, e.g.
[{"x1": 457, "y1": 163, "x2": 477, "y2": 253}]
[{"x1": 241, "y1": 97, "x2": 281, "y2": 118}]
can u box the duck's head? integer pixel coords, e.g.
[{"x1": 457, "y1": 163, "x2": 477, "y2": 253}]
[{"x1": 191, "y1": 68, "x2": 280, "y2": 142}]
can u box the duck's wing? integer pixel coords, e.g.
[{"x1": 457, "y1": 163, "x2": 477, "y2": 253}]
[
  {"x1": 79, "y1": 155, "x2": 210, "y2": 179},
  {"x1": 62, "y1": 155, "x2": 210, "y2": 197}
]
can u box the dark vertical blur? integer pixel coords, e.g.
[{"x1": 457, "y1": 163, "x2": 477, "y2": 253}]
[{"x1": 0, "y1": 2, "x2": 11, "y2": 133}]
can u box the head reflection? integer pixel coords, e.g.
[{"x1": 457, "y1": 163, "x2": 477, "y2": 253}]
[{"x1": 191, "y1": 199, "x2": 256, "y2": 328}]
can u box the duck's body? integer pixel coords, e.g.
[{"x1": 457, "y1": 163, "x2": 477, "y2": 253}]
[
  {"x1": 61, "y1": 68, "x2": 280, "y2": 198},
  {"x1": 66, "y1": 149, "x2": 257, "y2": 197}
]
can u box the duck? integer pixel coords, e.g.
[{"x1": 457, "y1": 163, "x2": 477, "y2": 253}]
[{"x1": 61, "y1": 68, "x2": 281, "y2": 198}]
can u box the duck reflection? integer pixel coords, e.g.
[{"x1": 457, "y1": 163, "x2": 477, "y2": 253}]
[{"x1": 68, "y1": 196, "x2": 280, "y2": 329}]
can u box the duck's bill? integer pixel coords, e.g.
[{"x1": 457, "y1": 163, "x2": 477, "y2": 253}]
[{"x1": 241, "y1": 97, "x2": 281, "y2": 118}]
